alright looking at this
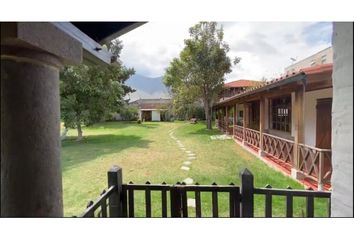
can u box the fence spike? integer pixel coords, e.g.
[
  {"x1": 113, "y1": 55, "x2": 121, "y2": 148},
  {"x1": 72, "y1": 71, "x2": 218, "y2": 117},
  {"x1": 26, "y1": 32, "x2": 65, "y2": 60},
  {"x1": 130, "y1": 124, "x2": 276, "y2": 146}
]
[
  {"x1": 86, "y1": 200, "x2": 94, "y2": 208},
  {"x1": 176, "y1": 181, "x2": 181, "y2": 185},
  {"x1": 181, "y1": 182, "x2": 186, "y2": 185},
  {"x1": 195, "y1": 182, "x2": 199, "y2": 185},
  {"x1": 229, "y1": 182, "x2": 235, "y2": 185},
  {"x1": 212, "y1": 182, "x2": 217, "y2": 185},
  {"x1": 162, "y1": 182, "x2": 166, "y2": 185},
  {"x1": 265, "y1": 184, "x2": 272, "y2": 188},
  {"x1": 129, "y1": 181, "x2": 134, "y2": 184},
  {"x1": 306, "y1": 187, "x2": 313, "y2": 191},
  {"x1": 100, "y1": 189, "x2": 106, "y2": 195},
  {"x1": 146, "y1": 181, "x2": 151, "y2": 184},
  {"x1": 286, "y1": 185, "x2": 292, "y2": 189}
]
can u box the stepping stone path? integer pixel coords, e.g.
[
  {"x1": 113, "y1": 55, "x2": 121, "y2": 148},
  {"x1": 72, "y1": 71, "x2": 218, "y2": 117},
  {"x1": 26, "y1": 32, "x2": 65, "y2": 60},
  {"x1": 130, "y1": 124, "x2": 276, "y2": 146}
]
[
  {"x1": 168, "y1": 126, "x2": 197, "y2": 207},
  {"x1": 187, "y1": 198, "x2": 196, "y2": 208},
  {"x1": 183, "y1": 177, "x2": 194, "y2": 184},
  {"x1": 181, "y1": 166, "x2": 190, "y2": 171}
]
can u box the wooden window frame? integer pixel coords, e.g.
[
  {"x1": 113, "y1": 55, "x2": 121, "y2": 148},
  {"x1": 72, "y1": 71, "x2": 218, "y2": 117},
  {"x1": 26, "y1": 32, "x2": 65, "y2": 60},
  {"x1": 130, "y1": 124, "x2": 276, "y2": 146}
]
[{"x1": 269, "y1": 95, "x2": 292, "y2": 133}]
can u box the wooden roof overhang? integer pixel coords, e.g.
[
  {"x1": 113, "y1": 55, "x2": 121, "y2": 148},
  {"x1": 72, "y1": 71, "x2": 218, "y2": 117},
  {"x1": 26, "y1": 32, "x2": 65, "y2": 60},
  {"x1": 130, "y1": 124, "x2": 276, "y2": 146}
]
[
  {"x1": 214, "y1": 73, "x2": 306, "y2": 109},
  {"x1": 214, "y1": 64, "x2": 333, "y2": 109}
]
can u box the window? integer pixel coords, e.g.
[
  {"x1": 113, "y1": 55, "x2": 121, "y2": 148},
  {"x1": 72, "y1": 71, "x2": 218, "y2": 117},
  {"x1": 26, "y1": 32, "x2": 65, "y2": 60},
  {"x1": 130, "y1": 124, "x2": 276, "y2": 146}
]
[{"x1": 270, "y1": 96, "x2": 291, "y2": 132}]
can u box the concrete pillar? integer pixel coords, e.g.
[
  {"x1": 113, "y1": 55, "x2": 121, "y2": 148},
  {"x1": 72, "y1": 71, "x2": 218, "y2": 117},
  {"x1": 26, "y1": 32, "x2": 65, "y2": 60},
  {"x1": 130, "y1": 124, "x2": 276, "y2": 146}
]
[
  {"x1": 1, "y1": 22, "x2": 82, "y2": 217},
  {"x1": 331, "y1": 22, "x2": 353, "y2": 217},
  {"x1": 1, "y1": 47, "x2": 63, "y2": 216}
]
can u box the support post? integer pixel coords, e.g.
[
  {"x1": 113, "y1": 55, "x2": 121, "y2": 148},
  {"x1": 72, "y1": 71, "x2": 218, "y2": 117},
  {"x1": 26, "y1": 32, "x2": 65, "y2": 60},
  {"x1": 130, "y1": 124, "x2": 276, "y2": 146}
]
[
  {"x1": 259, "y1": 98, "x2": 265, "y2": 156},
  {"x1": 233, "y1": 104, "x2": 237, "y2": 136},
  {"x1": 318, "y1": 152, "x2": 324, "y2": 191},
  {"x1": 108, "y1": 165, "x2": 123, "y2": 217},
  {"x1": 225, "y1": 106, "x2": 229, "y2": 134},
  {"x1": 242, "y1": 103, "x2": 248, "y2": 145},
  {"x1": 240, "y1": 168, "x2": 254, "y2": 217},
  {"x1": 170, "y1": 186, "x2": 182, "y2": 217},
  {"x1": 1, "y1": 22, "x2": 82, "y2": 217},
  {"x1": 292, "y1": 86, "x2": 305, "y2": 180}
]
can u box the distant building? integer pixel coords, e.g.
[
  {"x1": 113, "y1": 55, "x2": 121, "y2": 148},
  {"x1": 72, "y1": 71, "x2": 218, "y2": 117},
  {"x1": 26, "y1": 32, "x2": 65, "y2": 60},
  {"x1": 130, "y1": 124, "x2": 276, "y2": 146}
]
[
  {"x1": 130, "y1": 98, "x2": 171, "y2": 122},
  {"x1": 285, "y1": 46, "x2": 333, "y2": 75},
  {"x1": 219, "y1": 79, "x2": 260, "y2": 100}
]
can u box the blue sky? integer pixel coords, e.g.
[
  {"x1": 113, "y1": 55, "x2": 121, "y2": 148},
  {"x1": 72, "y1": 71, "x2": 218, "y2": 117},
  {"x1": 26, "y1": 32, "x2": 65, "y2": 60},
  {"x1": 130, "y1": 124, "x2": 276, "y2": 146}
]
[{"x1": 119, "y1": 22, "x2": 333, "y2": 82}]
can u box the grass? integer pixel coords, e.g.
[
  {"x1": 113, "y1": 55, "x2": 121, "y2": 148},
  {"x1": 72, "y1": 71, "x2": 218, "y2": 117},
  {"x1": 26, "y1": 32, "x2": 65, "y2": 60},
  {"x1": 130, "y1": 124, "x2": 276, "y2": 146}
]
[{"x1": 61, "y1": 121, "x2": 329, "y2": 217}]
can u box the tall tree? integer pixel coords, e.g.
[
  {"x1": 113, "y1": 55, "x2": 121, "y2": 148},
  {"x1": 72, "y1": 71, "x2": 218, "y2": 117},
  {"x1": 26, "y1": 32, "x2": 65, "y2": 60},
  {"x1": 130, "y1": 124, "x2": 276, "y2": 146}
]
[
  {"x1": 60, "y1": 40, "x2": 135, "y2": 140},
  {"x1": 164, "y1": 22, "x2": 239, "y2": 129}
]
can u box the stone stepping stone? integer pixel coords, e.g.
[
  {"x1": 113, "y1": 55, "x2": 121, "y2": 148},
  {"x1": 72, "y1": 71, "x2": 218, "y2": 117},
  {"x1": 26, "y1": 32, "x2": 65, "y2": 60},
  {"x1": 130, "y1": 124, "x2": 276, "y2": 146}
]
[
  {"x1": 183, "y1": 177, "x2": 194, "y2": 184},
  {"x1": 187, "y1": 198, "x2": 196, "y2": 208},
  {"x1": 187, "y1": 156, "x2": 196, "y2": 160},
  {"x1": 187, "y1": 153, "x2": 196, "y2": 157},
  {"x1": 183, "y1": 161, "x2": 192, "y2": 165},
  {"x1": 180, "y1": 148, "x2": 186, "y2": 151},
  {"x1": 180, "y1": 166, "x2": 190, "y2": 171},
  {"x1": 185, "y1": 150, "x2": 192, "y2": 154}
]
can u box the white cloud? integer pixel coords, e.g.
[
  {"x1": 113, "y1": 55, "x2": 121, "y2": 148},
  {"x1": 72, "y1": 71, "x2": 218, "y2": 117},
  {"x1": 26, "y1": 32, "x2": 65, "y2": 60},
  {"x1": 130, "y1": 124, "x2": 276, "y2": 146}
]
[{"x1": 119, "y1": 22, "x2": 332, "y2": 82}]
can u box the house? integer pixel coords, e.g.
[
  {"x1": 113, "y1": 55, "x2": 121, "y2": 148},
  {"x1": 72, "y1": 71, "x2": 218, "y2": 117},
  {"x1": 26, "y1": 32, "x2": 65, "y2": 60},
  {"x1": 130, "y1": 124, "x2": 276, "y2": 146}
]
[
  {"x1": 130, "y1": 98, "x2": 171, "y2": 121},
  {"x1": 219, "y1": 79, "x2": 260, "y2": 100},
  {"x1": 214, "y1": 49, "x2": 334, "y2": 191},
  {"x1": 285, "y1": 46, "x2": 333, "y2": 75}
]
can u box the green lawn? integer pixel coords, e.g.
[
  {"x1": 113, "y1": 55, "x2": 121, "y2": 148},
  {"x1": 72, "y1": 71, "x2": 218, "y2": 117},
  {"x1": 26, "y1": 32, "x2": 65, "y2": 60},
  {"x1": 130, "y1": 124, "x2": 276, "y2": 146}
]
[{"x1": 61, "y1": 121, "x2": 329, "y2": 217}]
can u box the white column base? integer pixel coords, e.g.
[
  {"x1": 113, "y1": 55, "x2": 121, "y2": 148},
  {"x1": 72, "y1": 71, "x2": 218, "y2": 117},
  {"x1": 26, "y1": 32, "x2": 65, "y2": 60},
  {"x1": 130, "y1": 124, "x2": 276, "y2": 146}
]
[
  {"x1": 258, "y1": 150, "x2": 266, "y2": 157},
  {"x1": 291, "y1": 168, "x2": 306, "y2": 180}
]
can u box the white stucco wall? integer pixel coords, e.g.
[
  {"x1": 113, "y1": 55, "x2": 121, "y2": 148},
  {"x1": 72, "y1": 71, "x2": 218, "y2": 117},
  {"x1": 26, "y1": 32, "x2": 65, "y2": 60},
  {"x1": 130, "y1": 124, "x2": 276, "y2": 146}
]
[
  {"x1": 151, "y1": 110, "x2": 161, "y2": 121},
  {"x1": 331, "y1": 22, "x2": 353, "y2": 217},
  {"x1": 303, "y1": 88, "x2": 333, "y2": 146}
]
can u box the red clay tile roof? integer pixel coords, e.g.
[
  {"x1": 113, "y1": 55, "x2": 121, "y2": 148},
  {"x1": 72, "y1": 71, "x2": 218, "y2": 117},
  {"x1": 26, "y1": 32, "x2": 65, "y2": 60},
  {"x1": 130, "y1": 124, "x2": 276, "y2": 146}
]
[
  {"x1": 224, "y1": 79, "x2": 259, "y2": 88},
  {"x1": 215, "y1": 64, "x2": 333, "y2": 107}
]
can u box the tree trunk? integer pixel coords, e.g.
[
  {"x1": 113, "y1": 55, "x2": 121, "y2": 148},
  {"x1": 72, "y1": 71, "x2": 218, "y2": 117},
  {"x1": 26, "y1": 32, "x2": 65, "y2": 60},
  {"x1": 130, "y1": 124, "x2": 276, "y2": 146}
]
[
  {"x1": 76, "y1": 123, "x2": 83, "y2": 141},
  {"x1": 204, "y1": 100, "x2": 212, "y2": 130}
]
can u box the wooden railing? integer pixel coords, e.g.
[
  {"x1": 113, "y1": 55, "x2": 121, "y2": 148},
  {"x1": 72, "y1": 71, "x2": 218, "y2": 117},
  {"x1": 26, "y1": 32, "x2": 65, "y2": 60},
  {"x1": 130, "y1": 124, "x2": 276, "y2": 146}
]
[
  {"x1": 262, "y1": 133, "x2": 294, "y2": 164},
  {"x1": 79, "y1": 166, "x2": 331, "y2": 217},
  {"x1": 78, "y1": 186, "x2": 115, "y2": 217},
  {"x1": 244, "y1": 127, "x2": 260, "y2": 148},
  {"x1": 254, "y1": 185, "x2": 331, "y2": 217},
  {"x1": 298, "y1": 144, "x2": 332, "y2": 190},
  {"x1": 233, "y1": 125, "x2": 244, "y2": 141}
]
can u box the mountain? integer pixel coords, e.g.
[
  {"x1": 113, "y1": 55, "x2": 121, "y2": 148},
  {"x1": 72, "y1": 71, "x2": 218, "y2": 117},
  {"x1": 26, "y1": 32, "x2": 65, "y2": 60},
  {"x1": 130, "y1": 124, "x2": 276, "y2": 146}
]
[{"x1": 125, "y1": 74, "x2": 170, "y2": 102}]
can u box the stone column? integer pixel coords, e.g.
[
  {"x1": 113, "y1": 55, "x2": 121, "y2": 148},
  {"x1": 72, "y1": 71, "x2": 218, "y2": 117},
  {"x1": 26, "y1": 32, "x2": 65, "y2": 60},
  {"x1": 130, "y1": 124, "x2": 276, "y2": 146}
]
[
  {"x1": 331, "y1": 22, "x2": 353, "y2": 217},
  {"x1": 1, "y1": 22, "x2": 82, "y2": 217},
  {"x1": 1, "y1": 47, "x2": 63, "y2": 216}
]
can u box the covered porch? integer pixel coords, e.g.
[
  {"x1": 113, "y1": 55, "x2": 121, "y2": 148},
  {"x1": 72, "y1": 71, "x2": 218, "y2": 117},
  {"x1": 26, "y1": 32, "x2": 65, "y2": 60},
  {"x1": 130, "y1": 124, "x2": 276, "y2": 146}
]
[{"x1": 214, "y1": 64, "x2": 333, "y2": 190}]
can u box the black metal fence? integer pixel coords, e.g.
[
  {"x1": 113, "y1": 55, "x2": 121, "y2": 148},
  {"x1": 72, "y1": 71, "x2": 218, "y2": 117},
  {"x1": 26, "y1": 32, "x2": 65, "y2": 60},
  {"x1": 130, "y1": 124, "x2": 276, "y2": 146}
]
[{"x1": 78, "y1": 166, "x2": 331, "y2": 217}]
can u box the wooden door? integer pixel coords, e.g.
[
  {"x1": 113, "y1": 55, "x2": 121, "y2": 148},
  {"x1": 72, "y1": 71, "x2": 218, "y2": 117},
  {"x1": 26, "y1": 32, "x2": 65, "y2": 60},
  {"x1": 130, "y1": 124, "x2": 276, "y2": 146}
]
[{"x1": 316, "y1": 98, "x2": 332, "y2": 149}]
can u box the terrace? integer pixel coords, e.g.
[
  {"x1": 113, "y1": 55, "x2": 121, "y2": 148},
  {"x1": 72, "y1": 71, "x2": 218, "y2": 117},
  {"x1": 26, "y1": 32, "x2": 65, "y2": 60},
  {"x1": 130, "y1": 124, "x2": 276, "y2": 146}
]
[{"x1": 215, "y1": 64, "x2": 333, "y2": 191}]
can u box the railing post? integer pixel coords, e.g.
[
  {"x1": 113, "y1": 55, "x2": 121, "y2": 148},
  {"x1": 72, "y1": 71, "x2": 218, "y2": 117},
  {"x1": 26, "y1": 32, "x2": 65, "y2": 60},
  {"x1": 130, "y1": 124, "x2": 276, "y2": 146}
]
[
  {"x1": 108, "y1": 165, "x2": 123, "y2": 217},
  {"x1": 240, "y1": 168, "x2": 254, "y2": 217},
  {"x1": 318, "y1": 151, "x2": 324, "y2": 191},
  {"x1": 170, "y1": 185, "x2": 182, "y2": 217}
]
